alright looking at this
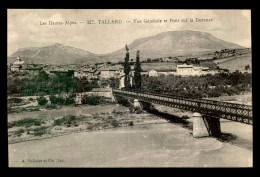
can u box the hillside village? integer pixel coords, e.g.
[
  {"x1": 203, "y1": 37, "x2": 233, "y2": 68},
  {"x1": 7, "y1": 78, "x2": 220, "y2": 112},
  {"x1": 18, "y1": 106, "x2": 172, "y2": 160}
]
[
  {"x1": 7, "y1": 56, "x2": 214, "y2": 89},
  {"x1": 7, "y1": 47, "x2": 252, "y2": 91}
]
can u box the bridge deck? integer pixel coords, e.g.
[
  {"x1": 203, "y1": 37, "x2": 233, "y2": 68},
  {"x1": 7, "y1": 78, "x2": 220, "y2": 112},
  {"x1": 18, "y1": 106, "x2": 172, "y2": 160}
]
[{"x1": 112, "y1": 89, "x2": 253, "y2": 125}]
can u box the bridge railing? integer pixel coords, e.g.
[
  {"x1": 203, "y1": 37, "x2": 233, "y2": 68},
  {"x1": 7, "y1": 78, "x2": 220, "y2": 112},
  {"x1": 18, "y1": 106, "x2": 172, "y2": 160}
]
[
  {"x1": 116, "y1": 88, "x2": 252, "y2": 109},
  {"x1": 112, "y1": 88, "x2": 252, "y2": 124}
]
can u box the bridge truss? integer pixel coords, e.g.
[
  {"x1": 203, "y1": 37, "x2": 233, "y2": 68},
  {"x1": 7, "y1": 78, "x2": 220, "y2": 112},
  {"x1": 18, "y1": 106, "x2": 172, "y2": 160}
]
[{"x1": 112, "y1": 89, "x2": 253, "y2": 125}]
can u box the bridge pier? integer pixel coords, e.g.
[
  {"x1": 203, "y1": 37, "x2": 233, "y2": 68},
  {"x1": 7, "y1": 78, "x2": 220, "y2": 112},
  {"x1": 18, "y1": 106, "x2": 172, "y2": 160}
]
[
  {"x1": 134, "y1": 99, "x2": 142, "y2": 109},
  {"x1": 193, "y1": 113, "x2": 209, "y2": 138},
  {"x1": 193, "y1": 112, "x2": 221, "y2": 138},
  {"x1": 203, "y1": 115, "x2": 221, "y2": 138}
]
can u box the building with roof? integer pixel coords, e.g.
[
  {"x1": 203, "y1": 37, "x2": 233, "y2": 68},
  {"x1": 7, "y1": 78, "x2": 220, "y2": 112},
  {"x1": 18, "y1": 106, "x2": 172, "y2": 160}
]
[
  {"x1": 157, "y1": 70, "x2": 177, "y2": 76},
  {"x1": 25, "y1": 67, "x2": 43, "y2": 77},
  {"x1": 11, "y1": 56, "x2": 25, "y2": 71},
  {"x1": 119, "y1": 75, "x2": 134, "y2": 89},
  {"x1": 176, "y1": 64, "x2": 195, "y2": 76},
  {"x1": 148, "y1": 70, "x2": 158, "y2": 77},
  {"x1": 100, "y1": 65, "x2": 124, "y2": 79},
  {"x1": 50, "y1": 69, "x2": 74, "y2": 78},
  {"x1": 74, "y1": 70, "x2": 90, "y2": 78},
  {"x1": 176, "y1": 64, "x2": 220, "y2": 76}
]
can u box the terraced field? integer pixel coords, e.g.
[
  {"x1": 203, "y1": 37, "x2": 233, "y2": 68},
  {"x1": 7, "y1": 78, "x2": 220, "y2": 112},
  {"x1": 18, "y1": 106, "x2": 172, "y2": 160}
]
[{"x1": 215, "y1": 54, "x2": 252, "y2": 72}]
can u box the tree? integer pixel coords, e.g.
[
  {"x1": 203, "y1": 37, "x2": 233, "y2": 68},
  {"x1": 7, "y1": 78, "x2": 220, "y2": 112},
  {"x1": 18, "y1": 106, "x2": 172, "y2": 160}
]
[
  {"x1": 37, "y1": 96, "x2": 48, "y2": 105},
  {"x1": 245, "y1": 64, "x2": 250, "y2": 70},
  {"x1": 109, "y1": 77, "x2": 120, "y2": 88},
  {"x1": 38, "y1": 71, "x2": 49, "y2": 81},
  {"x1": 134, "y1": 50, "x2": 142, "y2": 89},
  {"x1": 123, "y1": 44, "x2": 131, "y2": 89},
  {"x1": 76, "y1": 77, "x2": 90, "y2": 93}
]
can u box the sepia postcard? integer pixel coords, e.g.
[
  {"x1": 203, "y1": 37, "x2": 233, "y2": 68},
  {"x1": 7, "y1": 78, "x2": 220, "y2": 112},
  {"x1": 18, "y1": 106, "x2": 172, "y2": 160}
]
[{"x1": 7, "y1": 9, "x2": 252, "y2": 167}]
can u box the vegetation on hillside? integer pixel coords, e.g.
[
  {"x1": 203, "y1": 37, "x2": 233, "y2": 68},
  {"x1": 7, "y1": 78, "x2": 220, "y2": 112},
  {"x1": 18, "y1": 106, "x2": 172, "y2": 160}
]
[
  {"x1": 7, "y1": 72, "x2": 100, "y2": 97},
  {"x1": 141, "y1": 71, "x2": 252, "y2": 98},
  {"x1": 81, "y1": 95, "x2": 102, "y2": 105}
]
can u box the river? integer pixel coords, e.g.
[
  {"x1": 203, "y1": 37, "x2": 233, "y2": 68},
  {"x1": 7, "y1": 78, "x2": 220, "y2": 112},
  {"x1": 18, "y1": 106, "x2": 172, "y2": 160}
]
[{"x1": 9, "y1": 123, "x2": 252, "y2": 167}]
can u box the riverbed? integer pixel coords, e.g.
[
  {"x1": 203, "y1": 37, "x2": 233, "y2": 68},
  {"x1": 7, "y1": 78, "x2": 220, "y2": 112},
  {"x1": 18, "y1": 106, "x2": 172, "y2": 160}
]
[
  {"x1": 8, "y1": 104, "x2": 129, "y2": 122},
  {"x1": 8, "y1": 123, "x2": 252, "y2": 167}
]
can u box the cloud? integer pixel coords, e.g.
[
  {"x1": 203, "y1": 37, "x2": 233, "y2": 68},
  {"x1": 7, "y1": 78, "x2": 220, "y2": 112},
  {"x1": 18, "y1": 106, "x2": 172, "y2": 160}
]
[
  {"x1": 8, "y1": 31, "x2": 19, "y2": 41},
  {"x1": 242, "y1": 10, "x2": 251, "y2": 21},
  {"x1": 7, "y1": 9, "x2": 251, "y2": 55}
]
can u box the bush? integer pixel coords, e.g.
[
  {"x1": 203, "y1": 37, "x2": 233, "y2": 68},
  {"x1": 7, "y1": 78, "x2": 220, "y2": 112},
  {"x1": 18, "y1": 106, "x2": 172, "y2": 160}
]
[
  {"x1": 67, "y1": 115, "x2": 80, "y2": 127},
  {"x1": 14, "y1": 128, "x2": 25, "y2": 137},
  {"x1": 9, "y1": 97, "x2": 23, "y2": 104},
  {"x1": 15, "y1": 118, "x2": 41, "y2": 127},
  {"x1": 53, "y1": 115, "x2": 81, "y2": 127},
  {"x1": 50, "y1": 95, "x2": 74, "y2": 105},
  {"x1": 64, "y1": 96, "x2": 74, "y2": 105},
  {"x1": 135, "y1": 109, "x2": 143, "y2": 114},
  {"x1": 45, "y1": 104, "x2": 57, "y2": 109},
  {"x1": 19, "y1": 107, "x2": 40, "y2": 112},
  {"x1": 49, "y1": 95, "x2": 59, "y2": 104},
  {"x1": 117, "y1": 97, "x2": 130, "y2": 106},
  {"x1": 134, "y1": 107, "x2": 143, "y2": 114},
  {"x1": 129, "y1": 105, "x2": 134, "y2": 113},
  {"x1": 8, "y1": 106, "x2": 19, "y2": 114},
  {"x1": 32, "y1": 127, "x2": 48, "y2": 136},
  {"x1": 82, "y1": 95, "x2": 101, "y2": 105},
  {"x1": 53, "y1": 117, "x2": 68, "y2": 126},
  {"x1": 37, "y1": 96, "x2": 48, "y2": 105},
  {"x1": 8, "y1": 121, "x2": 16, "y2": 129},
  {"x1": 28, "y1": 98, "x2": 34, "y2": 101},
  {"x1": 182, "y1": 115, "x2": 189, "y2": 119},
  {"x1": 57, "y1": 96, "x2": 65, "y2": 105},
  {"x1": 111, "y1": 119, "x2": 119, "y2": 127},
  {"x1": 86, "y1": 124, "x2": 94, "y2": 130},
  {"x1": 128, "y1": 121, "x2": 134, "y2": 126},
  {"x1": 112, "y1": 109, "x2": 123, "y2": 115}
]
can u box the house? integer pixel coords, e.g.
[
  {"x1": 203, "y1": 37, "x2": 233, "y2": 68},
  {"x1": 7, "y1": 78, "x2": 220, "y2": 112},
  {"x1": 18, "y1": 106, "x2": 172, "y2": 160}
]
[
  {"x1": 148, "y1": 70, "x2": 158, "y2": 77},
  {"x1": 199, "y1": 67, "x2": 219, "y2": 75},
  {"x1": 25, "y1": 67, "x2": 43, "y2": 77},
  {"x1": 157, "y1": 69, "x2": 177, "y2": 76},
  {"x1": 50, "y1": 69, "x2": 74, "y2": 78},
  {"x1": 100, "y1": 65, "x2": 124, "y2": 79},
  {"x1": 119, "y1": 74, "x2": 133, "y2": 89},
  {"x1": 74, "y1": 68, "x2": 100, "y2": 79},
  {"x1": 92, "y1": 70, "x2": 100, "y2": 79},
  {"x1": 176, "y1": 64, "x2": 205, "y2": 76},
  {"x1": 141, "y1": 69, "x2": 177, "y2": 77},
  {"x1": 193, "y1": 66, "x2": 202, "y2": 76},
  {"x1": 74, "y1": 69, "x2": 91, "y2": 78},
  {"x1": 176, "y1": 64, "x2": 221, "y2": 76},
  {"x1": 11, "y1": 56, "x2": 25, "y2": 71},
  {"x1": 74, "y1": 70, "x2": 87, "y2": 78},
  {"x1": 7, "y1": 63, "x2": 12, "y2": 71},
  {"x1": 176, "y1": 64, "x2": 195, "y2": 76}
]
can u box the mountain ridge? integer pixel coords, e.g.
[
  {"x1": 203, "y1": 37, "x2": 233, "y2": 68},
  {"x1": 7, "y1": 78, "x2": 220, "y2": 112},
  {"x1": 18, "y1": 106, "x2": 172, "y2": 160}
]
[
  {"x1": 9, "y1": 30, "x2": 245, "y2": 64},
  {"x1": 99, "y1": 30, "x2": 244, "y2": 62}
]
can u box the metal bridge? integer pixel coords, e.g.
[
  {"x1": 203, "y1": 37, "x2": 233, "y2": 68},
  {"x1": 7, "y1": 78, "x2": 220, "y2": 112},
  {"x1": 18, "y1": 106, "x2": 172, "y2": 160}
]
[{"x1": 112, "y1": 89, "x2": 253, "y2": 125}]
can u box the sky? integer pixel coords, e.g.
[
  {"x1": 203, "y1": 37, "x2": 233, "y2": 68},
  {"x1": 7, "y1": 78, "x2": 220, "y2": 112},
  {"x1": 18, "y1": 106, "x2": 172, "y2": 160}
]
[{"x1": 7, "y1": 9, "x2": 251, "y2": 56}]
